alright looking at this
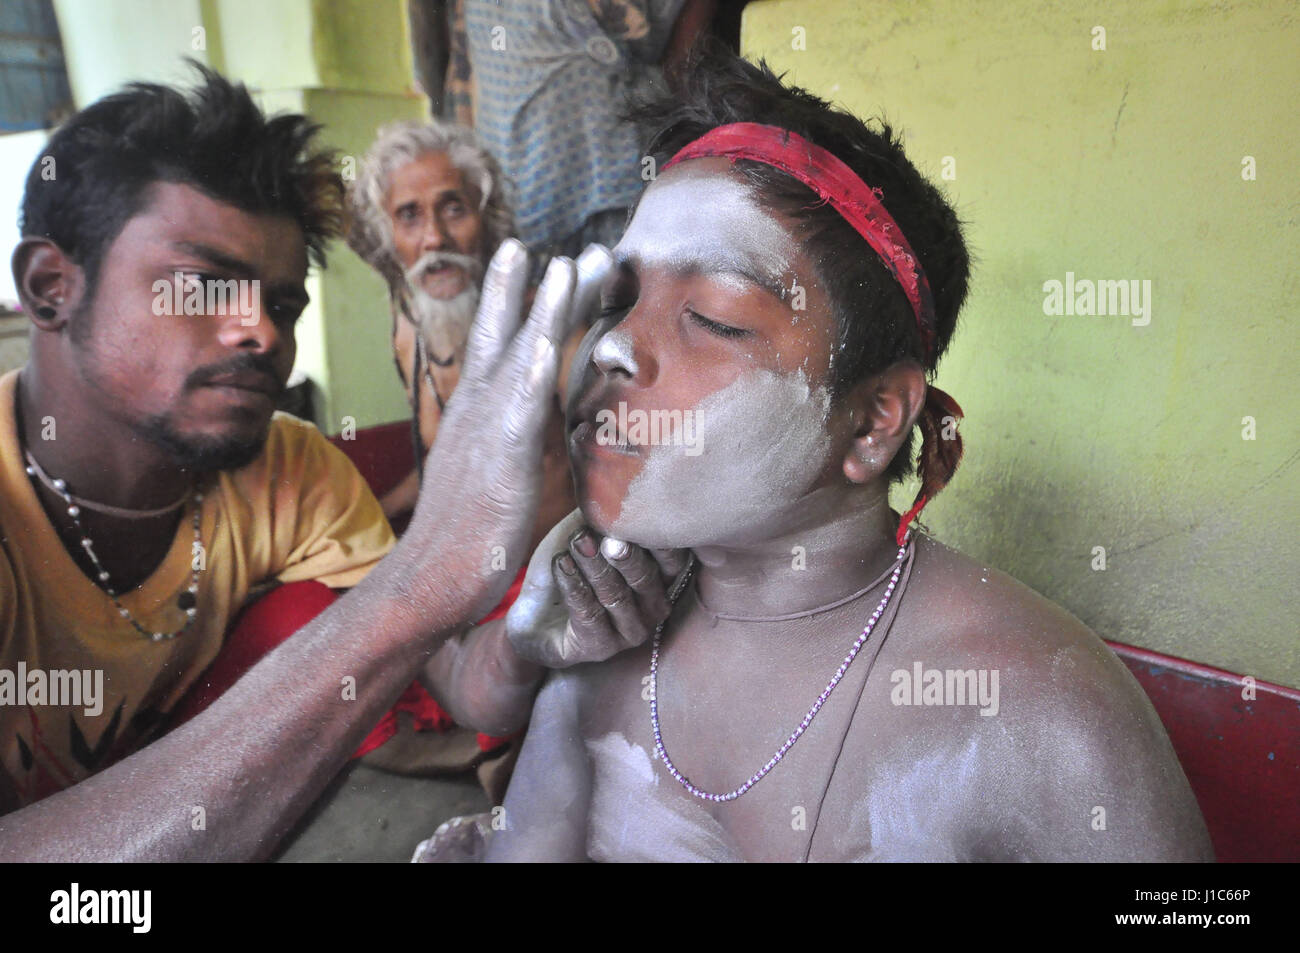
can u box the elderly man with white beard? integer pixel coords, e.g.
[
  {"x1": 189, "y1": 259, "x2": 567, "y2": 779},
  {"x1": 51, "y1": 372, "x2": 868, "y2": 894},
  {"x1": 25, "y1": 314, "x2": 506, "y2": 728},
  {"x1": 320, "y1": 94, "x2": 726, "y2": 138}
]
[{"x1": 347, "y1": 120, "x2": 578, "y2": 544}]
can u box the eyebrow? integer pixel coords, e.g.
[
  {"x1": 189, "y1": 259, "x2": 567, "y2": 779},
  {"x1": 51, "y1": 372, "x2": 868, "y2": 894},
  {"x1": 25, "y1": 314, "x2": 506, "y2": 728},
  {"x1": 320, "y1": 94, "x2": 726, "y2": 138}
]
[
  {"x1": 616, "y1": 249, "x2": 789, "y2": 302},
  {"x1": 171, "y1": 240, "x2": 255, "y2": 278},
  {"x1": 170, "y1": 240, "x2": 308, "y2": 305}
]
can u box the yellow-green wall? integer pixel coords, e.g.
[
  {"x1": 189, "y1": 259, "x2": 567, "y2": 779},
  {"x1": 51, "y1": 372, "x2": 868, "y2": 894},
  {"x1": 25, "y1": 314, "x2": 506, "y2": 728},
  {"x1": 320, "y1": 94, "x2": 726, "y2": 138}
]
[
  {"x1": 744, "y1": 0, "x2": 1299, "y2": 686},
  {"x1": 52, "y1": 0, "x2": 420, "y2": 431}
]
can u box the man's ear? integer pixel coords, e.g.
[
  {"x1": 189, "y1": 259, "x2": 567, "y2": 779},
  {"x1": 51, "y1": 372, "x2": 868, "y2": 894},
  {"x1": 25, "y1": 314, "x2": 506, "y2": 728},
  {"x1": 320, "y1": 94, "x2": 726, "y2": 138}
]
[
  {"x1": 841, "y1": 361, "x2": 928, "y2": 484},
  {"x1": 12, "y1": 237, "x2": 82, "y2": 331}
]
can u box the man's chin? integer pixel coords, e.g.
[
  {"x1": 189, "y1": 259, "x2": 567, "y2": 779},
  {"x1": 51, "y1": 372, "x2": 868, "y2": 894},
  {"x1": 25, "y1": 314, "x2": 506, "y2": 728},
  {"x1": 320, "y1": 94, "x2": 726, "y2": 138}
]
[{"x1": 139, "y1": 416, "x2": 269, "y2": 473}]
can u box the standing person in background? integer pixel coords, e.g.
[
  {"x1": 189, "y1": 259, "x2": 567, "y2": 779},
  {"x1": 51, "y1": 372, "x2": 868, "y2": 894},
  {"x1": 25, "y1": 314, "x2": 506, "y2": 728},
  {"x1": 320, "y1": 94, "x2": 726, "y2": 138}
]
[{"x1": 442, "y1": 0, "x2": 717, "y2": 261}]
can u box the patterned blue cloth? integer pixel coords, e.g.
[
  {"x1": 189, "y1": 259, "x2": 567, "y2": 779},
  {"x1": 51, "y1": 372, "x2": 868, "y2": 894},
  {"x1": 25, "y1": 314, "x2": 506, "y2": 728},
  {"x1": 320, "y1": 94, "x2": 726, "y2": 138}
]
[{"x1": 464, "y1": 0, "x2": 686, "y2": 249}]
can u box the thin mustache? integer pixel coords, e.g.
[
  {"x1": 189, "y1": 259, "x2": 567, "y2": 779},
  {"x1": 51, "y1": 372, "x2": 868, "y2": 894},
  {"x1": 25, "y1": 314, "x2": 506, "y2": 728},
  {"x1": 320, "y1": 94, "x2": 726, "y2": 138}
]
[{"x1": 190, "y1": 358, "x2": 284, "y2": 395}]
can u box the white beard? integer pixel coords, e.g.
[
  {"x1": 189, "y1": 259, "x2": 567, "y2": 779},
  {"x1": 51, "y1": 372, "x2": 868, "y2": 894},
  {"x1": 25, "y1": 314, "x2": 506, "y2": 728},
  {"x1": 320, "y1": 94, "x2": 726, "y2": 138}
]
[
  {"x1": 402, "y1": 248, "x2": 485, "y2": 364},
  {"x1": 407, "y1": 282, "x2": 480, "y2": 365}
]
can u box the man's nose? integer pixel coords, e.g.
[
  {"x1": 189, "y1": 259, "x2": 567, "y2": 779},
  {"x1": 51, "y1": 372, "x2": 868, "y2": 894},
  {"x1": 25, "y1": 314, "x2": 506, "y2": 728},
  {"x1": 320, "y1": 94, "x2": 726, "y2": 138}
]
[
  {"x1": 420, "y1": 213, "x2": 450, "y2": 252},
  {"x1": 215, "y1": 293, "x2": 283, "y2": 354}
]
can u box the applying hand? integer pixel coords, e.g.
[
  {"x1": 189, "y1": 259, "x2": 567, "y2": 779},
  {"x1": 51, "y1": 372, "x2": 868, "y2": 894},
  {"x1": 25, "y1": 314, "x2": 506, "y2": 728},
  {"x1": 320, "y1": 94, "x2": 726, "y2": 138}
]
[
  {"x1": 397, "y1": 241, "x2": 612, "y2": 623},
  {"x1": 505, "y1": 510, "x2": 692, "y2": 667}
]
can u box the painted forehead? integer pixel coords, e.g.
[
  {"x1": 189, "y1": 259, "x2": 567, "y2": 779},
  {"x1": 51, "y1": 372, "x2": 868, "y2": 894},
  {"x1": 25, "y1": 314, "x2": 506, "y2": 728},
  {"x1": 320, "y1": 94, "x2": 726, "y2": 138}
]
[{"x1": 613, "y1": 164, "x2": 795, "y2": 299}]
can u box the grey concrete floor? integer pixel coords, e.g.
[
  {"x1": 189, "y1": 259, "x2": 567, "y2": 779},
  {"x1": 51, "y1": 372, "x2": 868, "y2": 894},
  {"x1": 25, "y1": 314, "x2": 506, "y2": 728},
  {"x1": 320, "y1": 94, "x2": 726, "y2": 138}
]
[{"x1": 273, "y1": 761, "x2": 490, "y2": 863}]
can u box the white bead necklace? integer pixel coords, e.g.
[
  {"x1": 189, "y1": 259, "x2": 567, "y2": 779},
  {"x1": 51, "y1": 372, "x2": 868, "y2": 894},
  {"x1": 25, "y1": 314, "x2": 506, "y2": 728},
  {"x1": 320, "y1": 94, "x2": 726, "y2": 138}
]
[
  {"x1": 649, "y1": 532, "x2": 914, "y2": 802},
  {"x1": 24, "y1": 448, "x2": 202, "y2": 643}
]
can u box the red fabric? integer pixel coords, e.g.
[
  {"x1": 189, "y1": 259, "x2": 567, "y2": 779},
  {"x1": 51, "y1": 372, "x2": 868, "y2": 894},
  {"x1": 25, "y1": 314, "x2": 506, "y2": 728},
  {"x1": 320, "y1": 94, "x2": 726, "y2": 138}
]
[
  {"x1": 666, "y1": 122, "x2": 965, "y2": 541},
  {"x1": 352, "y1": 568, "x2": 527, "y2": 757},
  {"x1": 171, "y1": 569, "x2": 529, "y2": 757},
  {"x1": 896, "y1": 385, "x2": 965, "y2": 544},
  {"x1": 664, "y1": 122, "x2": 937, "y2": 359},
  {"x1": 170, "y1": 580, "x2": 339, "y2": 726},
  {"x1": 325, "y1": 420, "x2": 415, "y2": 502},
  {"x1": 350, "y1": 679, "x2": 456, "y2": 759}
]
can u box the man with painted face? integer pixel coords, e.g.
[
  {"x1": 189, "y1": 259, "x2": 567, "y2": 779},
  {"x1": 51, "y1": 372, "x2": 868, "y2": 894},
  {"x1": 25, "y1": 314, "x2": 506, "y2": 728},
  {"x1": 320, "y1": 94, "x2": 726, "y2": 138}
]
[
  {"x1": 0, "y1": 66, "x2": 623, "y2": 860},
  {"x1": 490, "y1": 50, "x2": 1214, "y2": 861}
]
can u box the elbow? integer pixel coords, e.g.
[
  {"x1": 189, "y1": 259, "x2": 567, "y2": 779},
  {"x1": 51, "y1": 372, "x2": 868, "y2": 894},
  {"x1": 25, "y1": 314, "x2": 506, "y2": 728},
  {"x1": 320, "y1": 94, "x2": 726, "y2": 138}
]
[{"x1": 456, "y1": 695, "x2": 531, "y2": 738}]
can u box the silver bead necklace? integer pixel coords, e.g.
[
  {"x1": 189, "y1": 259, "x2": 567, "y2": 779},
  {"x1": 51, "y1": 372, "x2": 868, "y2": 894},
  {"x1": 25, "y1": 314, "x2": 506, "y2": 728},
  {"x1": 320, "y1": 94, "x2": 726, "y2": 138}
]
[
  {"x1": 24, "y1": 448, "x2": 202, "y2": 643},
  {"x1": 649, "y1": 533, "x2": 913, "y2": 803},
  {"x1": 24, "y1": 447, "x2": 188, "y2": 519}
]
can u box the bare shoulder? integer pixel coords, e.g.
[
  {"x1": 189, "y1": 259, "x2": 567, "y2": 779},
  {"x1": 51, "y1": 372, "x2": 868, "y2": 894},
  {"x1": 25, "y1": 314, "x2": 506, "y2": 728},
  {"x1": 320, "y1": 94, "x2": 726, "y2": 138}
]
[
  {"x1": 902, "y1": 534, "x2": 1136, "y2": 699},
  {"x1": 815, "y1": 535, "x2": 1214, "y2": 861}
]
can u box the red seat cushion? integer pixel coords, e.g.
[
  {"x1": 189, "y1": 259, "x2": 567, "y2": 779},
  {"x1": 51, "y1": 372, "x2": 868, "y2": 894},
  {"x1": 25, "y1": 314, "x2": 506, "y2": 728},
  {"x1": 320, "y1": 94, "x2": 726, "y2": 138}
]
[
  {"x1": 1108, "y1": 641, "x2": 1300, "y2": 862},
  {"x1": 326, "y1": 420, "x2": 414, "y2": 502}
]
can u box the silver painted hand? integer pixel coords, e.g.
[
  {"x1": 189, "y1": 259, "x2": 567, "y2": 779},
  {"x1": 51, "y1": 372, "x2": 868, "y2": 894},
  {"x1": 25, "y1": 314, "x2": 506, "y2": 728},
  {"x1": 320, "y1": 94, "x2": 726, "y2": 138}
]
[
  {"x1": 398, "y1": 241, "x2": 613, "y2": 624},
  {"x1": 505, "y1": 509, "x2": 691, "y2": 667}
]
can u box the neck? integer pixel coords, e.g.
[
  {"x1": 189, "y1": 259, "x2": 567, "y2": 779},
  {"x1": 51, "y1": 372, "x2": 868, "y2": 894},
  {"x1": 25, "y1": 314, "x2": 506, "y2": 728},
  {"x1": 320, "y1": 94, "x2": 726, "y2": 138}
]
[
  {"x1": 690, "y1": 483, "x2": 902, "y2": 620},
  {"x1": 16, "y1": 365, "x2": 192, "y2": 510}
]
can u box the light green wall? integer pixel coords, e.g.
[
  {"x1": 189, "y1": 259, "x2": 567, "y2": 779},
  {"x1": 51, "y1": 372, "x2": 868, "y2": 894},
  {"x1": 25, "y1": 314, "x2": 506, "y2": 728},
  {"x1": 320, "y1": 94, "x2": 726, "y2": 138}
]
[
  {"x1": 54, "y1": 0, "x2": 211, "y2": 103},
  {"x1": 209, "y1": 0, "x2": 415, "y2": 94},
  {"x1": 0, "y1": 131, "x2": 53, "y2": 304},
  {"x1": 206, "y1": 0, "x2": 315, "y2": 87},
  {"x1": 312, "y1": 0, "x2": 416, "y2": 93},
  {"x1": 300, "y1": 87, "x2": 424, "y2": 432},
  {"x1": 52, "y1": 0, "x2": 420, "y2": 431},
  {"x1": 743, "y1": 0, "x2": 1299, "y2": 686}
]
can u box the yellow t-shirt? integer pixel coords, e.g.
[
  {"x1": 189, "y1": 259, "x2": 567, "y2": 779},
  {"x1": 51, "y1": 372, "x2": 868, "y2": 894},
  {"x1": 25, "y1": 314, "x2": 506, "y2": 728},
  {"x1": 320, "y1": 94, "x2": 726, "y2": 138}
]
[{"x1": 0, "y1": 370, "x2": 396, "y2": 809}]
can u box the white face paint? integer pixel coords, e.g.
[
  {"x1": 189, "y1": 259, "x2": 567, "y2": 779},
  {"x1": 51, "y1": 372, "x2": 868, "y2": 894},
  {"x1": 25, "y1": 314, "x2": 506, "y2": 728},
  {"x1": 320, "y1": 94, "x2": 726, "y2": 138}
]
[
  {"x1": 612, "y1": 368, "x2": 833, "y2": 549},
  {"x1": 590, "y1": 327, "x2": 638, "y2": 375},
  {"x1": 571, "y1": 164, "x2": 836, "y2": 549},
  {"x1": 614, "y1": 166, "x2": 791, "y2": 294}
]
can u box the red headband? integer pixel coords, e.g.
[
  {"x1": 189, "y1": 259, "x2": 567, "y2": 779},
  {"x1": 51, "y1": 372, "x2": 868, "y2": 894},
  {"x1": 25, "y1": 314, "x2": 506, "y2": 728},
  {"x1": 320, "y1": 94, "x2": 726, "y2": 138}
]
[{"x1": 663, "y1": 122, "x2": 964, "y2": 544}]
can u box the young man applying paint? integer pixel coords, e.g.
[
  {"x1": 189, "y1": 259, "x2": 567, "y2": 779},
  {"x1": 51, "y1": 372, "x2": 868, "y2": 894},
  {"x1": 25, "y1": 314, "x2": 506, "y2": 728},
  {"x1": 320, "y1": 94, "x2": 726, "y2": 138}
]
[
  {"x1": 0, "y1": 66, "x2": 617, "y2": 860},
  {"x1": 491, "y1": 51, "x2": 1213, "y2": 862}
]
